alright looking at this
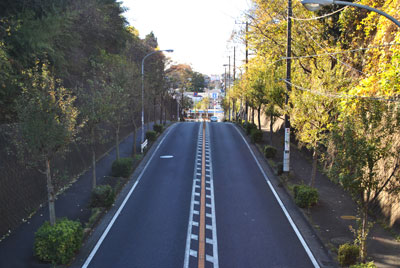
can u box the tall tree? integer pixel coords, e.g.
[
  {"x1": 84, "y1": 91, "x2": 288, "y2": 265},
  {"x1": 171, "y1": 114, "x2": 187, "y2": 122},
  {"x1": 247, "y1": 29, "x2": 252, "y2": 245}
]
[{"x1": 16, "y1": 62, "x2": 80, "y2": 225}]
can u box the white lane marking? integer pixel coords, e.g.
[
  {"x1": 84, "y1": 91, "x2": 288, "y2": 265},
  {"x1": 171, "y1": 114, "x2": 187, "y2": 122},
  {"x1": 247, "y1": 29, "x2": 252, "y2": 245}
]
[
  {"x1": 160, "y1": 155, "x2": 174, "y2": 159},
  {"x1": 189, "y1": 250, "x2": 197, "y2": 257},
  {"x1": 232, "y1": 124, "x2": 320, "y2": 268},
  {"x1": 184, "y1": 123, "x2": 219, "y2": 268},
  {"x1": 82, "y1": 124, "x2": 176, "y2": 268},
  {"x1": 183, "y1": 124, "x2": 202, "y2": 268},
  {"x1": 206, "y1": 122, "x2": 219, "y2": 268},
  {"x1": 191, "y1": 234, "x2": 198, "y2": 240}
]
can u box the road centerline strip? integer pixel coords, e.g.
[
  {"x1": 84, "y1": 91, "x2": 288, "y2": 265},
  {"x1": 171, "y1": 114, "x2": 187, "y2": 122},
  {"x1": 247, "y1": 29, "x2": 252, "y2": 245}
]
[{"x1": 184, "y1": 122, "x2": 218, "y2": 268}]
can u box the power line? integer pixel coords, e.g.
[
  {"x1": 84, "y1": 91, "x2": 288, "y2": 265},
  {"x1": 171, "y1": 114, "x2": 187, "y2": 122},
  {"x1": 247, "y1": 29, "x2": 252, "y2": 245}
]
[
  {"x1": 281, "y1": 79, "x2": 400, "y2": 102},
  {"x1": 281, "y1": 43, "x2": 400, "y2": 60},
  {"x1": 303, "y1": 29, "x2": 367, "y2": 75},
  {"x1": 289, "y1": 7, "x2": 347, "y2": 21}
]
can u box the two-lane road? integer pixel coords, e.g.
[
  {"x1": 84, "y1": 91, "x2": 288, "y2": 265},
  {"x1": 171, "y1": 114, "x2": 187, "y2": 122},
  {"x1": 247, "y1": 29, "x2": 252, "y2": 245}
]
[{"x1": 78, "y1": 122, "x2": 322, "y2": 268}]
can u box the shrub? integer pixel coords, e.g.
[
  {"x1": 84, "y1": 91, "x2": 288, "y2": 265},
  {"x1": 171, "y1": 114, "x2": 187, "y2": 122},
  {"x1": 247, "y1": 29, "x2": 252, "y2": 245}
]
[
  {"x1": 350, "y1": 262, "x2": 377, "y2": 268},
  {"x1": 146, "y1": 130, "x2": 157, "y2": 141},
  {"x1": 338, "y1": 243, "x2": 360, "y2": 267},
  {"x1": 264, "y1": 145, "x2": 277, "y2": 158},
  {"x1": 90, "y1": 185, "x2": 115, "y2": 208},
  {"x1": 245, "y1": 122, "x2": 257, "y2": 135},
  {"x1": 277, "y1": 162, "x2": 284, "y2": 176},
  {"x1": 111, "y1": 157, "x2": 133, "y2": 178},
  {"x1": 250, "y1": 128, "x2": 263, "y2": 143},
  {"x1": 153, "y1": 124, "x2": 164, "y2": 133},
  {"x1": 293, "y1": 184, "x2": 319, "y2": 208},
  {"x1": 34, "y1": 218, "x2": 83, "y2": 265},
  {"x1": 86, "y1": 208, "x2": 103, "y2": 228}
]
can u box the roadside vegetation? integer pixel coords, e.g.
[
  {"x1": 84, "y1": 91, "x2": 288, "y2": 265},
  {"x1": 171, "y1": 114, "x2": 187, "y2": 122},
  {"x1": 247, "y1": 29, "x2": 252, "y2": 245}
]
[
  {"x1": 228, "y1": 0, "x2": 400, "y2": 265},
  {"x1": 0, "y1": 0, "x2": 191, "y2": 264}
]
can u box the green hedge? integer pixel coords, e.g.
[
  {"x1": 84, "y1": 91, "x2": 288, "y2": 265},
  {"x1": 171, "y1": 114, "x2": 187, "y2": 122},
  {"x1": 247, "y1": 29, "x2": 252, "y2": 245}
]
[
  {"x1": 293, "y1": 184, "x2": 319, "y2": 208},
  {"x1": 146, "y1": 130, "x2": 157, "y2": 141},
  {"x1": 350, "y1": 262, "x2": 377, "y2": 268},
  {"x1": 250, "y1": 128, "x2": 263, "y2": 143},
  {"x1": 90, "y1": 185, "x2": 115, "y2": 208},
  {"x1": 153, "y1": 124, "x2": 164, "y2": 133},
  {"x1": 245, "y1": 122, "x2": 257, "y2": 135},
  {"x1": 338, "y1": 243, "x2": 360, "y2": 267},
  {"x1": 111, "y1": 157, "x2": 133, "y2": 178},
  {"x1": 264, "y1": 145, "x2": 277, "y2": 158},
  {"x1": 34, "y1": 218, "x2": 83, "y2": 265},
  {"x1": 277, "y1": 162, "x2": 284, "y2": 176}
]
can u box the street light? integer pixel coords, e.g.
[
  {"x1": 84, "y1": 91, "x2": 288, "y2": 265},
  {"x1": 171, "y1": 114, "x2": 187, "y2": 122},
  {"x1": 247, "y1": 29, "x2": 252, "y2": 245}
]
[
  {"x1": 141, "y1": 49, "x2": 173, "y2": 153},
  {"x1": 301, "y1": 0, "x2": 400, "y2": 27}
]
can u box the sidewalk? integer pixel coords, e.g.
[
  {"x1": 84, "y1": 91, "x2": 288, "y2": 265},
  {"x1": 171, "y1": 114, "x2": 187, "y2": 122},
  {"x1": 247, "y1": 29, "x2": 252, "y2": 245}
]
[
  {"x1": 259, "y1": 124, "x2": 400, "y2": 268},
  {"x1": 0, "y1": 123, "x2": 156, "y2": 268}
]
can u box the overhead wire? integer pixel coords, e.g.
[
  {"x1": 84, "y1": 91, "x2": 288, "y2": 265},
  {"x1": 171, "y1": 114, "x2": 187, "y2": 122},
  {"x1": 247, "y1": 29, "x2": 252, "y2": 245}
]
[
  {"x1": 281, "y1": 79, "x2": 400, "y2": 102},
  {"x1": 289, "y1": 7, "x2": 347, "y2": 21},
  {"x1": 281, "y1": 43, "x2": 400, "y2": 60}
]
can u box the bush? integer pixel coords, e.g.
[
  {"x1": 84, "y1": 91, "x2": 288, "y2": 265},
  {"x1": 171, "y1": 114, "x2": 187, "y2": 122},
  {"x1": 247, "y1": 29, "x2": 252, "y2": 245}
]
[
  {"x1": 34, "y1": 218, "x2": 83, "y2": 265},
  {"x1": 90, "y1": 185, "x2": 115, "y2": 208},
  {"x1": 245, "y1": 122, "x2": 257, "y2": 135},
  {"x1": 111, "y1": 157, "x2": 133, "y2": 178},
  {"x1": 153, "y1": 124, "x2": 164, "y2": 133},
  {"x1": 264, "y1": 145, "x2": 277, "y2": 158},
  {"x1": 146, "y1": 130, "x2": 157, "y2": 141},
  {"x1": 338, "y1": 243, "x2": 360, "y2": 267},
  {"x1": 277, "y1": 162, "x2": 284, "y2": 176},
  {"x1": 350, "y1": 262, "x2": 377, "y2": 268},
  {"x1": 250, "y1": 128, "x2": 263, "y2": 143},
  {"x1": 293, "y1": 184, "x2": 319, "y2": 208}
]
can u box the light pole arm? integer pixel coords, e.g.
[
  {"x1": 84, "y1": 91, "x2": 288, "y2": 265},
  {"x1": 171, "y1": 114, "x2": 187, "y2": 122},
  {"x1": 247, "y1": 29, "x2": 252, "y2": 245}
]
[
  {"x1": 334, "y1": 1, "x2": 400, "y2": 28},
  {"x1": 301, "y1": 0, "x2": 400, "y2": 28}
]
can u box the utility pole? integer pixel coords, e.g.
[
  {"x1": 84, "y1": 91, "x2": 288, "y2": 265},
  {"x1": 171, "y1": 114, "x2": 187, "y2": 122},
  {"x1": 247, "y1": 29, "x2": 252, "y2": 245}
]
[
  {"x1": 245, "y1": 21, "x2": 249, "y2": 124},
  {"x1": 283, "y1": 0, "x2": 292, "y2": 172},
  {"x1": 228, "y1": 56, "x2": 231, "y2": 121},
  {"x1": 233, "y1": 47, "x2": 236, "y2": 121}
]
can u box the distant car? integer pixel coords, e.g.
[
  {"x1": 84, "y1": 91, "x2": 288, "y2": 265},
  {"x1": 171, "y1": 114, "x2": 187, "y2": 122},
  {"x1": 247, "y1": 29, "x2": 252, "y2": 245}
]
[{"x1": 210, "y1": 116, "x2": 218, "y2": 122}]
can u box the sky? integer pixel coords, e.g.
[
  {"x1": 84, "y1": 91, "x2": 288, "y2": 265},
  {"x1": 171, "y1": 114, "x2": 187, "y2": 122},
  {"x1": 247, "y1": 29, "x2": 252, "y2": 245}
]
[{"x1": 121, "y1": 0, "x2": 251, "y2": 76}]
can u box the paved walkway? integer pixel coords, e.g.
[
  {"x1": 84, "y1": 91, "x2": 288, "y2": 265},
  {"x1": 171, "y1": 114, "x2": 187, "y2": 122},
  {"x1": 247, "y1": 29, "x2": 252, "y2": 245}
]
[{"x1": 0, "y1": 123, "x2": 157, "y2": 268}]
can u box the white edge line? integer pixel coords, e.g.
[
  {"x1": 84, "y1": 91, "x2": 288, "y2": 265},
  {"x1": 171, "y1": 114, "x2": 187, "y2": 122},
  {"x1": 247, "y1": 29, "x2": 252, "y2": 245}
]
[
  {"x1": 232, "y1": 124, "x2": 320, "y2": 268},
  {"x1": 206, "y1": 123, "x2": 219, "y2": 268},
  {"x1": 183, "y1": 124, "x2": 202, "y2": 268},
  {"x1": 82, "y1": 124, "x2": 176, "y2": 268}
]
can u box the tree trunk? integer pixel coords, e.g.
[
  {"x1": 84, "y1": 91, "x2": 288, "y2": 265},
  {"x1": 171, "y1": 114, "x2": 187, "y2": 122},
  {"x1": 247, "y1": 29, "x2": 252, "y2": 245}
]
[
  {"x1": 252, "y1": 107, "x2": 255, "y2": 124},
  {"x1": 310, "y1": 149, "x2": 318, "y2": 187},
  {"x1": 45, "y1": 157, "x2": 56, "y2": 226},
  {"x1": 245, "y1": 100, "x2": 248, "y2": 124},
  {"x1": 132, "y1": 120, "x2": 137, "y2": 157},
  {"x1": 147, "y1": 106, "x2": 150, "y2": 129},
  {"x1": 360, "y1": 203, "x2": 368, "y2": 263},
  {"x1": 153, "y1": 97, "x2": 157, "y2": 125},
  {"x1": 91, "y1": 147, "x2": 96, "y2": 190},
  {"x1": 115, "y1": 125, "x2": 120, "y2": 160},
  {"x1": 163, "y1": 103, "x2": 167, "y2": 125},
  {"x1": 160, "y1": 95, "x2": 164, "y2": 124},
  {"x1": 270, "y1": 113, "x2": 273, "y2": 145},
  {"x1": 91, "y1": 127, "x2": 97, "y2": 190},
  {"x1": 257, "y1": 105, "x2": 262, "y2": 130},
  {"x1": 232, "y1": 99, "x2": 235, "y2": 121}
]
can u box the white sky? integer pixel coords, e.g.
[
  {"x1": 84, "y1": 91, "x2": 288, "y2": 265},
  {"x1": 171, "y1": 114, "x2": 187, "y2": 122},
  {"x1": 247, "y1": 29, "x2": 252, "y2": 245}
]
[{"x1": 121, "y1": 0, "x2": 251, "y2": 76}]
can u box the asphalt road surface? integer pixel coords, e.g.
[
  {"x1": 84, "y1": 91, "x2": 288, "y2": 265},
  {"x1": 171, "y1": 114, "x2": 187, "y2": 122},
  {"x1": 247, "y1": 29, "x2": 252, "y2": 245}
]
[{"x1": 79, "y1": 122, "x2": 320, "y2": 268}]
